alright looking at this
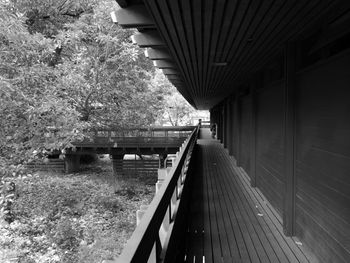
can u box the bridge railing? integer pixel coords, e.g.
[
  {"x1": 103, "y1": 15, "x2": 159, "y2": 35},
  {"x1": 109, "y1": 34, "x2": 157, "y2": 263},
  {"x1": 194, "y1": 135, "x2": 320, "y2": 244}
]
[
  {"x1": 110, "y1": 125, "x2": 199, "y2": 263},
  {"x1": 200, "y1": 120, "x2": 211, "y2": 128},
  {"x1": 93, "y1": 126, "x2": 196, "y2": 140}
]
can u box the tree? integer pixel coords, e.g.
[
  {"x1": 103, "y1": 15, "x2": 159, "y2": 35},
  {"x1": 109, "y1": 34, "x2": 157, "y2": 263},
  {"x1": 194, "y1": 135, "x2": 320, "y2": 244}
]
[
  {"x1": 0, "y1": 0, "x2": 195, "y2": 169},
  {"x1": 0, "y1": 2, "x2": 87, "y2": 165},
  {"x1": 149, "y1": 70, "x2": 195, "y2": 126}
]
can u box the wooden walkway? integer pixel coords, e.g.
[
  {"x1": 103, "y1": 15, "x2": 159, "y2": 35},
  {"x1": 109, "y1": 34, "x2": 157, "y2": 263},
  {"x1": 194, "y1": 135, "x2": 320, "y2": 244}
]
[{"x1": 184, "y1": 129, "x2": 314, "y2": 263}]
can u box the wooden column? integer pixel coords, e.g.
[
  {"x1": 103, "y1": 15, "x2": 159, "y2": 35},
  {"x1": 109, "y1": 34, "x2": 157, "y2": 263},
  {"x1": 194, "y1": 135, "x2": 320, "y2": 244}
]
[
  {"x1": 224, "y1": 100, "x2": 230, "y2": 149},
  {"x1": 65, "y1": 154, "x2": 80, "y2": 173},
  {"x1": 250, "y1": 77, "x2": 258, "y2": 187},
  {"x1": 111, "y1": 154, "x2": 125, "y2": 177},
  {"x1": 222, "y1": 103, "x2": 227, "y2": 146},
  {"x1": 228, "y1": 98, "x2": 234, "y2": 155},
  {"x1": 221, "y1": 104, "x2": 225, "y2": 144},
  {"x1": 283, "y1": 42, "x2": 296, "y2": 236},
  {"x1": 234, "y1": 93, "x2": 241, "y2": 166}
]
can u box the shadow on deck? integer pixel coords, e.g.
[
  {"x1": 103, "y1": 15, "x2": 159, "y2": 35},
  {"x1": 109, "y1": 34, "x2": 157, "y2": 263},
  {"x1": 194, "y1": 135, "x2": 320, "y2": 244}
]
[{"x1": 184, "y1": 128, "x2": 314, "y2": 263}]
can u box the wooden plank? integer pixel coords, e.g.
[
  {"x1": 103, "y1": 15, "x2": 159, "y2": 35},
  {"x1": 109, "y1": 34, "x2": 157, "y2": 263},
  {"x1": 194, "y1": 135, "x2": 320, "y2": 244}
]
[
  {"x1": 162, "y1": 69, "x2": 180, "y2": 75},
  {"x1": 181, "y1": 0, "x2": 200, "y2": 92},
  {"x1": 205, "y1": 146, "x2": 231, "y2": 260},
  {"x1": 204, "y1": 146, "x2": 222, "y2": 262},
  {"x1": 143, "y1": 1, "x2": 194, "y2": 97},
  {"x1": 184, "y1": 139, "x2": 318, "y2": 263},
  {"x1": 208, "y1": 147, "x2": 245, "y2": 262},
  {"x1": 114, "y1": 5, "x2": 155, "y2": 28},
  {"x1": 234, "y1": 165, "x2": 310, "y2": 263},
  {"x1": 132, "y1": 30, "x2": 166, "y2": 48},
  {"x1": 201, "y1": 174, "x2": 213, "y2": 263},
  {"x1": 153, "y1": 0, "x2": 196, "y2": 90},
  {"x1": 208, "y1": 0, "x2": 256, "y2": 90},
  {"x1": 185, "y1": 146, "x2": 204, "y2": 263},
  {"x1": 216, "y1": 153, "x2": 272, "y2": 263},
  {"x1": 153, "y1": 60, "x2": 177, "y2": 69},
  {"x1": 146, "y1": 48, "x2": 172, "y2": 60}
]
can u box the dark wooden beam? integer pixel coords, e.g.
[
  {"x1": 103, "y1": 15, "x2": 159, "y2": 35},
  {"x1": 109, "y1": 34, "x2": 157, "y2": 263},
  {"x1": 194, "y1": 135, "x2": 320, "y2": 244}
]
[
  {"x1": 249, "y1": 75, "x2": 259, "y2": 187},
  {"x1": 162, "y1": 69, "x2": 180, "y2": 75},
  {"x1": 283, "y1": 42, "x2": 297, "y2": 236},
  {"x1": 114, "y1": 5, "x2": 155, "y2": 28},
  {"x1": 225, "y1": 99, "x2": 231, "y2": 149},
  {"x1": 222, "y1": 101, "x2": 227, "y2": 147},
  {"x1": 228, "y1": 98, "x2": 234, "y2": 156},
  {"x1": 132, "y1": 30, "x2": 166, "y2": 48},
  {"x1": 145, "y1": 48, "x2": 172, "y2": 60},
  {"x1": 169, "y1": 80, "x2": 183, "y2": 85},
  {"x1": 166, "y1": 75, "x2": 181, "y2": 81},
  {"x1": 153, "y1": 60, "x2": 177, "y2": 69},
  {"x1": 235, "y1": 93, "x2": 241, "y2": 166}
]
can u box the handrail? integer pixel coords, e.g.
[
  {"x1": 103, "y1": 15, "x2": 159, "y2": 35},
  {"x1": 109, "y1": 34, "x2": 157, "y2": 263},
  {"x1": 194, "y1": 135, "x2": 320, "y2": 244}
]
[
  {"x1": 113, "y1": 125, "x2": 199, "y2": 263},
  {"x1": 91, "y1": 126, "x2": 195, "y2": 140},
  {"x1": 92, "y1": 126, "x2": 196, "y2": 132}
]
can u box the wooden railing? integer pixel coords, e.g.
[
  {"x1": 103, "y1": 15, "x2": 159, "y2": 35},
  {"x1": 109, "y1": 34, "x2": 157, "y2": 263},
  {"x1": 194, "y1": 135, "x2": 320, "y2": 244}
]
[
  {"x1": 112, "y1": 125, "x2": 199, "y2": 263},
  {"x1": 200, "y1": 120, "x2": 211, "y2": 128},
  {"x1": 93, "y1": 126, "x2": 196, "y2": 139}
]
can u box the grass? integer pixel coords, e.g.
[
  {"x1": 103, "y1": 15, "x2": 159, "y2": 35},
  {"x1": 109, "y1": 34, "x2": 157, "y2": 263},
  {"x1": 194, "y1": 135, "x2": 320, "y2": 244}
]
[{"x1": 0, "y1": 158, "x2": 157, "y2": 263}]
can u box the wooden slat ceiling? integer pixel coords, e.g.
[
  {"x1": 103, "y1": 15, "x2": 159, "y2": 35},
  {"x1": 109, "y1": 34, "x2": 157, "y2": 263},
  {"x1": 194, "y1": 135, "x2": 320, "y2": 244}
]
[{"x1": 114, "y1": 0, "x2": 343, "y2": 109}]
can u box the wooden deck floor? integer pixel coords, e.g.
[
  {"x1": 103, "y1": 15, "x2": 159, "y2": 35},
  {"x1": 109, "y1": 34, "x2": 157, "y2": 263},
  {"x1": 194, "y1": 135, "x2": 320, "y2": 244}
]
[{"x1": 183, "y1": 129, "x2": 314, "y2": 263}]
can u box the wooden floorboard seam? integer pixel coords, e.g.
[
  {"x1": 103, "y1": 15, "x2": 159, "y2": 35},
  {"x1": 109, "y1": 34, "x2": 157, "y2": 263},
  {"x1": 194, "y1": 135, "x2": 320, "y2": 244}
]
[
  {"x1": 184, "y1": 136, "x2": 316, "y2": 263},
  {"x1": 231, "y1": 161, "x2": 311, "y2": 263}
]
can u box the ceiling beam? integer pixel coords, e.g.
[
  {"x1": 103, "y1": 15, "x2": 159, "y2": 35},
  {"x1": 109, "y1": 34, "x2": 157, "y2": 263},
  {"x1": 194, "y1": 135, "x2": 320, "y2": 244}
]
[
  {"x1": 113, "y1": 5, "x2": 155, "y2": 28},
  {"x1": 166, "y1": 75, "x2": 182, "y2": 80},
  {"x1": 131, "y1": 30, "x2": 166, "y2": 48},
  {"x1": 162, "y1": 69, "x2": 180, "y2": 75},
  {"x1": 145, "y1": 48, "x2": 172, "y2": 60},
  {"x1": 153, "y1": 60, "x2": 177, "y2": 69}
]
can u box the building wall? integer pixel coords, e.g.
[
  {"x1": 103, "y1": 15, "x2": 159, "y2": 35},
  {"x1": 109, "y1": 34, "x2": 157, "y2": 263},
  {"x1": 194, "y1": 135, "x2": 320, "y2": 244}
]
[
  {"x1": 294, "y1": 50, "x2": 350, "y2": 263},
  {"x1": 212, "y1": 49, "x2": 350, "y2": 263},
  {"x1": 239, "y1": 95, "x2": 251, "y2": 174},
  {"x1": 256, "y1": 80, "x2": 285, "y2": 217}
]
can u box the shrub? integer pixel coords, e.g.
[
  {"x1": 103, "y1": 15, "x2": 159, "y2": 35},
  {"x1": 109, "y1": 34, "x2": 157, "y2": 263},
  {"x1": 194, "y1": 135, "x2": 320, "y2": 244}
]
[{"x1": 1, "y1": 169, "x2": 155, "y2": 262}]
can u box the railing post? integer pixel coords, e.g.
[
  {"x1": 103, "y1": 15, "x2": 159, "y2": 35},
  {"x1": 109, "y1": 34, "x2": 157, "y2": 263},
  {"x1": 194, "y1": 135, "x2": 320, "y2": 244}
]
[
  {"x1": 64, "y1": 154, "x2": 80, "y2": 173},
  {"x1": 115, "y1": 127, "x2": 198, "y2": 262}
]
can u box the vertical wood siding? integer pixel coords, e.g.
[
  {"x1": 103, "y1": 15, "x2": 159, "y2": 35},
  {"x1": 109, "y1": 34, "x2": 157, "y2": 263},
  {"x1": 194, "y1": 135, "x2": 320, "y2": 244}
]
[
  {"x1": 295, "y1": 51, "x2": 350, "y2": 263},
  {"x1": 256, "y1": 81, "x2": 285, "y2": 217},
  {"x1": 239, "y1": 96, "x2": 251, "y2": 175}
]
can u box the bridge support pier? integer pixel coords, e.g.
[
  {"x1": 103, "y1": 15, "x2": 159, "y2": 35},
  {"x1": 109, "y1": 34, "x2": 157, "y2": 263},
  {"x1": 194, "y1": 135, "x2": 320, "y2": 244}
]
[
  {"x1": 65, "y1": 154, "x2": 81, "y2": 173},
  {"x1": 111, "y1": 154, "x2": 125, "y2": 178},
  {"x1": 159, "y1": 153, "x2": 168, "y2": 168}
]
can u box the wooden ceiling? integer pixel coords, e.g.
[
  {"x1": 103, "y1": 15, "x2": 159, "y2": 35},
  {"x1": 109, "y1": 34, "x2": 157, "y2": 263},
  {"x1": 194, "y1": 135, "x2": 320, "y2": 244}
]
[{"x1": 114, "y1": 0, "x2": 344, "y2": 109}]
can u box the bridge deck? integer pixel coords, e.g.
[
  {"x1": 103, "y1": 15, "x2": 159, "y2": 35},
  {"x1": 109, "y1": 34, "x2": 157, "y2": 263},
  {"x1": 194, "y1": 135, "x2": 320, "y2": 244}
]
[{"x1": 184, "y1": 129, "x2": 314, "y2": 263}]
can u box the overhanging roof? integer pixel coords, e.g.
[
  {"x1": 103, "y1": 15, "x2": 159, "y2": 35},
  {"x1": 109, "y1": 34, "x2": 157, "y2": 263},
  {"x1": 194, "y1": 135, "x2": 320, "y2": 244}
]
[{"x1": 114, "y1": 0, "x2": 345, "y2": 109}]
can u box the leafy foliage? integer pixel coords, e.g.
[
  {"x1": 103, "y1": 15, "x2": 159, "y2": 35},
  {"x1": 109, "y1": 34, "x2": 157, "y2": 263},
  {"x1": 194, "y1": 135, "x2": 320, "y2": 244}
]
[
  {"x1": 0, "y1": 0, "x2": 195, "y2": 230},
  {"x1": 0, "y1": 166, "x2": 155, "y2": 262},
  {"x1": 0, "y1": 0, "x2": 194, "y2": 163},
  {"x1": 150, "y1": 70, "x2": 195, "y2": 126}
]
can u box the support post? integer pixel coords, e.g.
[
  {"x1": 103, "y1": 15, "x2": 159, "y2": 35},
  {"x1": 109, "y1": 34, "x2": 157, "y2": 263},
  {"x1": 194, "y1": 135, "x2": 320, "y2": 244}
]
[
  {"x1": 234, "y1": 93, "x2": 241, "y2": 166},
  {"x1": 283, "y1": 42, "x2": 296, "y2": 236},
  {"x1": 159, "y1": 153, "x2": 168, "y2": 168},
  {"x1": 228, "y1": 98, "x2": 234, "y2": 155},
  {"x1": 111, "y1": 154, "x2": 124, "y2": 177},
  {"x1": 65, "y1": 154, "x2": 80, "y2": 173},
  {"x1": 250, "y1": 75, "x2": 259, "y2": 187},
  {"x1": 221, "y1": 104, "x2": 224, "y2": 143},
  {"x1": 224, "y1": 100, "x2": 230, "y2": 149}
]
